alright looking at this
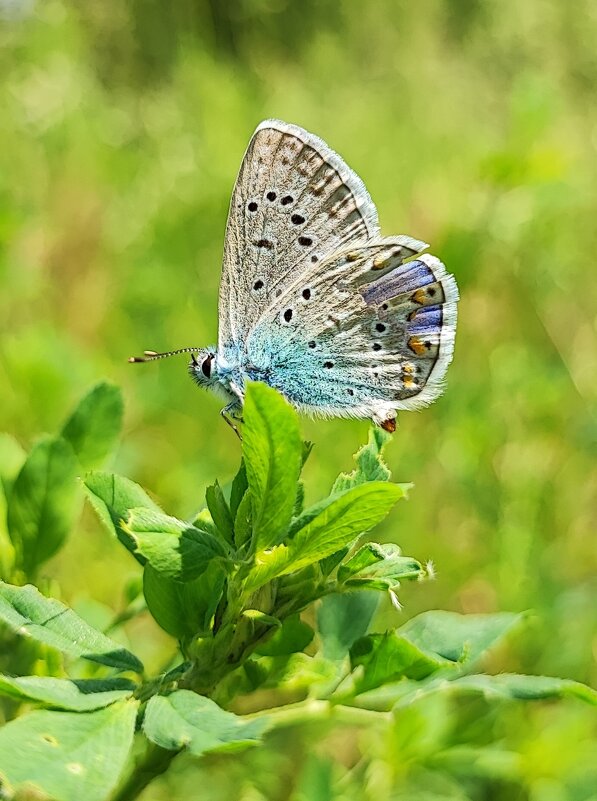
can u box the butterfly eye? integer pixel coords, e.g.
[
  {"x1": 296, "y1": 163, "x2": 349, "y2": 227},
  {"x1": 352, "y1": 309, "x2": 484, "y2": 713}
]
[{"x1": 201, "y1": 354, "x2": 214, "y2": 378}]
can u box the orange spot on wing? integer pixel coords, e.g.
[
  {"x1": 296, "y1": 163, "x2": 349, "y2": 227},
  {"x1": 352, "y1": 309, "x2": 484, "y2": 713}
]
[
  {"x1": 372, "y1": 255, "x2": 389, "y2": 269},
  {"x1": 407, "y1": 336, "x2": 427, "y2": 356}
]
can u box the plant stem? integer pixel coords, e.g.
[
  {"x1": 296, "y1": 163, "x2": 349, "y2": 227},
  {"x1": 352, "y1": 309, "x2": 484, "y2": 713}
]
[
  {"x1": 246, "y1": 698, "x2": 391, "y2": 728},
  {"x1": 110, "y1": 743, "x2": 180, "y2": 801}
]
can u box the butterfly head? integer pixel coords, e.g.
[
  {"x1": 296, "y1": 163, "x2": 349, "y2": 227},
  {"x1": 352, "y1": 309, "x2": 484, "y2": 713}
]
[{"x1": 188, "y1": 348, "x2": 220, "y2": 389}]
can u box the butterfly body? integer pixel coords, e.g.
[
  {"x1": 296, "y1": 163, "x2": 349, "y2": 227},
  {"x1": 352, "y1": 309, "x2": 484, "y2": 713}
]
[{"x1": 183, "y1": 119, "x2": 458, "y2": 429}]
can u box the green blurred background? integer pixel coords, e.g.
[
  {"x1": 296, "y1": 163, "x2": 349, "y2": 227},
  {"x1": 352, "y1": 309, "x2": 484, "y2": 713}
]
[{"x1": 1, "y1": 1, "x2": 596, "y2": 798}]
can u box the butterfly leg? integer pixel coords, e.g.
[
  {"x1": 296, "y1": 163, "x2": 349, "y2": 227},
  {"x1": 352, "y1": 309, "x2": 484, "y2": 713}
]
[
  {"x1": 372, "y1": 410, "x2": 398, "y2": 433},
  {"x1": 220, "y1": 403, "x2": 244, "y2": 440}
]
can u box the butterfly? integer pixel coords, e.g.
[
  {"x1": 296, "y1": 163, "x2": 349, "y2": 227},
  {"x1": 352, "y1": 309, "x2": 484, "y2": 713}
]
[{"x1": 130, "y1": 120, "x2": 459, "y2": 434}]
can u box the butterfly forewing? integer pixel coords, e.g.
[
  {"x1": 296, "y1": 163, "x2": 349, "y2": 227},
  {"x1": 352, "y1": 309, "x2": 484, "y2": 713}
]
[{"x1": 218, "y1": 120, "x2": 380, "y2": 352}]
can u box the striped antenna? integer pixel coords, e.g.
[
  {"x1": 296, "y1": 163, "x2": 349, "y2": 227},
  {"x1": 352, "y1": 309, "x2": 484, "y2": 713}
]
[{"x1": 128, "y1": 347, "x2": 202, "y2": 364}]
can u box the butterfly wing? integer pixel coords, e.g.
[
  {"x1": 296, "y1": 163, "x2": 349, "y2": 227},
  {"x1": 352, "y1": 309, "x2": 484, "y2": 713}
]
[
  {"x1": 218, "y1": 120, "x2": 380, "y2": 356},
  {"x1": 244, "y1": 240, "x2": 458, "y2": 424}
]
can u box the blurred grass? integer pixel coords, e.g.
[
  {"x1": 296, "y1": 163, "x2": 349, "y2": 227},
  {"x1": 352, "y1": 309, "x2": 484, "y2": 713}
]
[{"x1": 1, "y1": 1, "x2": 596, "y2": 798}]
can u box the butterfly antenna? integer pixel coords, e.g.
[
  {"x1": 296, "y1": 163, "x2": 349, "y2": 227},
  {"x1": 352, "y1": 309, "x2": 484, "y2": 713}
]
[{"x1": 128, "y1": 347, "x2": 202, "y2": 364}]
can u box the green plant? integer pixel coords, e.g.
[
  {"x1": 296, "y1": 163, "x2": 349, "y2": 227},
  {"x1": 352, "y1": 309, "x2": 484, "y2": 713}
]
[{"x1": 0, "y1": 382, "x2": 594, "y2": 801}]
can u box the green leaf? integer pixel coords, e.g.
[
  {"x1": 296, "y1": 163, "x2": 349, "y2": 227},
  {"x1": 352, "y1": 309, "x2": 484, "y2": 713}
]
[
  {"x1": 143, "y1": 562, "x2": 225, "y2": 640},
  {"x1": 292, "y1": 442, "x2": 312, "y2": 517},
  {"x1": 275, "y1": 566, "x2": 323, "y2": 614},
  {"x1": 0, "y1": 675, "x2": 136, "y2": 710},
  {"x1": 229, "y1": 460, "x2": 248, "y2": 520},
  {"x1": 61, "y1": 382, "x2": 124, "y2": 469},
  {"x1": 0, "y1": 581, "x2": 143, "y2": 672},
  {"x1": 234, "y1": 490, "x2": 253, "y2": 550},
  {"x1": 256, "y1": 614, "x2": 314, "y2": 656},
  {"x1": 287, "y1": 494, "x2": 334, "y2": 539},
  {"x1": 0, "y1": 700, "x2": 138, "y2": 801},
  {"x1": 338, "y1": 543, "x2": 424, "y2": 590},
  {"x1": 301, "y1": 440, "x2": 314, "y2": 468},
  {"x1": 350, "y1": 631, "x2": 451, "y2": 694},
  {"x1": 192, "y1": 506, "x2": 220, "y2": 538},
  {"x1": 399, "y1": 611, "x2": 524, "y2": 666},
  {"x1": 293, "y1": 481, "x2": 306, "y2": 517},
  {"x1": 347, "y1": 613, "x2": 527, "y2": 697},
  {"x1": 318, "y1": 547, "x2": 350, "y2": 577},
  {"x1": 84, "y1": 471, "x2": 163, "y2": 564},
  {"x1": 388, "y1": 672, "x2": 597, "y2": 710},
  {"x1": 242, "y1": 609, "x2": 281, "y2": 630},
  {"x1": 294, "y1": 483, "x2": 406, "y2": 559},
  {"x1": 142, "y1": 566, "x2": 183, "y2": 639},
  {"x1": 7, "y1": 436, "x2": 78, "y2": 574},
  {"x1": 246, "y1": 653, "x2": 337, "y2": 695},
  {"x1": 125, "y1": 508, "x2": 229, "y2": 581},
  {"x1": 246, "y1": 482, "x2": 406, "y2": 592},
  {"x1": 317, "y1": 593, "x2": 379, "y2": 661},
  {"x1": 332, "y1": 427, "x2": 392, "y2": 492},
  {"x1": 242, "y1": 382, "x2": 302, "y2": 550},
  {"x1": 205, "y1": 480, "x2": 234, "y2": 544},
  {"x1": 143, "y1": 690, "x2": 269, "y2": 755},
  {"x1": 338, "y1": 542, "x2": 395, "y2": 578},
  {"x1": 321, "y1": 429, "x2": 409, "y2": 581},
  {"x1": 444, "y1": 673, "x2": 597, "y2": 705}
]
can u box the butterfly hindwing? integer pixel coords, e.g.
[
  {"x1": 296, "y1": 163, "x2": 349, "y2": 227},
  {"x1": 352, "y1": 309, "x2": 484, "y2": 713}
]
[
  {"x1": 218, "y1": 120, "x2": 380, "y2": 353},
  {"x1": 244, "y1": 241, "x2": 458, "y2": 423}
]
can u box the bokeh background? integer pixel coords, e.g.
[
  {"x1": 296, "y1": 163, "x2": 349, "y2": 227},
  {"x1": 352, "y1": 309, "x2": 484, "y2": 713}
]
[{"x1": 1, "y1": 1, "x2": 596, "y2": 798}]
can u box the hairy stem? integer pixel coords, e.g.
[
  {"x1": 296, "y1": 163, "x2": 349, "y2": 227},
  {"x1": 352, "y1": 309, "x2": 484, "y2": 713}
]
[{"x1": 110, "y1": 743, "x2": 180, "y2": 801}]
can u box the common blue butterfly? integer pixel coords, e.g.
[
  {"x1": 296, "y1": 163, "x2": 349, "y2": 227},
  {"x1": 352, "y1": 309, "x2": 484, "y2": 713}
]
[{"x1": 131, "y1": 120, "x2": 459, "y2": 434}]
